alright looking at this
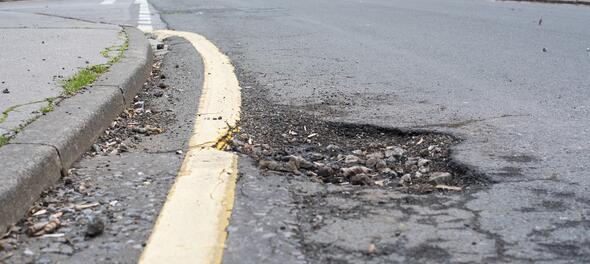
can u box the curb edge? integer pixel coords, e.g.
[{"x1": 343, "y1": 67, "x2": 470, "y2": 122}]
[{"x1": 0, "y1": 26, "x2": 153, "y2": 232}]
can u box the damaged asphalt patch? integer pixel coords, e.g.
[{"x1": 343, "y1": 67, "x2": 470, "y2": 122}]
[
  {"x1": 228, "y1": 68, "x2": 488, "y2": 193},
  {"x1": 223, "y1": 66, "x2": 492, "y2": 263}
]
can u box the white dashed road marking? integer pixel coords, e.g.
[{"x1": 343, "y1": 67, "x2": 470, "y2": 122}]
[
  {"x1": 99, "y1": 0, "x2": 117, "y2": 5},
  {"x1": 135, "y1": 0, "x2": 153, "y2": 32}
]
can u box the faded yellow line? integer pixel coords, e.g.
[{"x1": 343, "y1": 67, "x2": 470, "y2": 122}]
[{"x1": 139, "y1": 30, "x2": 241, "y2": 264}]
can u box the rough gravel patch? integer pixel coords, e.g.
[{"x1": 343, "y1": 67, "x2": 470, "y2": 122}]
[
  {"x1": 222, "y1": 66, "x2": 491, "y2": 263},
  {"x1": 228, "y1": 69, "x2": 488, "y2": 195}
]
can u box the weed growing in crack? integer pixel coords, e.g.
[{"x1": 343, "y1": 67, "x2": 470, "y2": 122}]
[
  {"x1": 0, "y1": 105, "x2": 17, "y2": 124},
  {"x1": 40, "y1": 97, "x2": 55, "y2": 114},
  {"x1": 0, "y1": 135, "x2": 9, "y2": 147},
  {"x1": 62, "y1": 65, "x2": 109, "y2": 95},
  {"x1": 61, "y1": 30, "x2": 128, "y2": 96}
]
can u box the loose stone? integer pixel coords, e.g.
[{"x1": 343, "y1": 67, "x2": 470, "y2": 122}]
[
  {"x1": 86, "y1": 216, "x2": 105, "y2": 237},
  {"x1": 429, "y1": 172, "x2": 453, "y2": 185},
  {"x1": 399, "y1": 174, "x2": 412, "y2": 186}
]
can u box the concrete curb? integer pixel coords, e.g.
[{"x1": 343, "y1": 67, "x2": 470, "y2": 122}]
[{"x1": 0, "y1": 26, "x2": 153, "y2": 232}]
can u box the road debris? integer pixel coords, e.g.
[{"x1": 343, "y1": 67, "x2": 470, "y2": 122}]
[
  {"x1": 74, "y1": 202, "x2": 100, "y2": 211},
  {"x1": 429, "y1": 172, "x2": 453, "y2": 185},
  {"x1": 228, "y1": 68, "x2": 487, "y2": 195},
  {"x1": 85, "y1": 216, "x2": 104, "y2": 238},
  {"x1": 435, "y1": 185, "x2": 462, "y2": 191},
  {"x1": 40, "y1": 233, "x2": 65, "y2": 239},
  {"x1": 228, "y1": 125, "x2": 478, "y2": 193},
  {"x1": 31, "y1": 209, "x2": 47, "y2": 217},
  {"x1": 26, "y1": 218, "x2": 60, "y2": 237},
  {"x1": 367, "y1": 243, "x2": 377, "y2": 254},
  {"x1": 340, "y1": 166, "x2": 371, "y2": 177}
]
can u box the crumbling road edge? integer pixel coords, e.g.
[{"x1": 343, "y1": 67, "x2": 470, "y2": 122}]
[{"x1": 0, "y1": 26, "x2": 153, "y2": 233}]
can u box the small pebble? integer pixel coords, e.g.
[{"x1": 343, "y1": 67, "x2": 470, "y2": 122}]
[
  {"x1": 92, "y1": 144, "x2": 102, "y2": 153},
  {"x1": 86, "y1": 216, "x2": 105, "y2": 237},
  {"x1": 429, "y1": 172, "x2": 453, "y2": 185},
  {"x1": 23, "y1": 248, "x2": 34, "y2": 256},
  {"x1": 344, "y1": 155, "x2": 359, "y2": 164},
  {"x1": 399, "y1": 174, "x2": 412, "y2": 186}
]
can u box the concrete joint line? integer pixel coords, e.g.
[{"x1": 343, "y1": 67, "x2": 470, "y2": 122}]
[
  {"x1": 33, "y1": 12, "x2": 116, "y2": 26},
  {"x1": 92, "y1": 84, "x2": 128, "y2": 107},
  {"x1": 9, "y1": 142, "x2": 65, "y2": 175},
  {"x1": 140, "y1": 30, "x2": 241, "y2": 264}
]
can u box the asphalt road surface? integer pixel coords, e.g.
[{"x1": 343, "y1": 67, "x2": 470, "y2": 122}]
[
  {"x1": 1, "y1": 0, "x2": 589, "y2": 263},
  {"x1": 149, "y1": 0, "x2": 590, "y2": 262}
]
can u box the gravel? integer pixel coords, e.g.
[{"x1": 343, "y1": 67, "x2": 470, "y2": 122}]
[
  {"x1": 226, "y1": 68, "x2": 489, "y2": 194},
  {"x1": 229, "y1": 118, "x2": 482, "y2": 193}
]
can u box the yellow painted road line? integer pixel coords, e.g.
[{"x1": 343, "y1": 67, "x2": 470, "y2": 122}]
[{"x1": 139, "y1": 30, "x2": 241, "y2": 264}]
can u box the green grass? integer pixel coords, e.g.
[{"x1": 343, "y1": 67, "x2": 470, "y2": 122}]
[
  {"x1": 106, "y1": 38, "x2": 128, "y2": 65},
  {"x1": 62, "y1": 30, "x2": 128, "y2": 96},
  {"x1": 40, "y1": 97, "x2": 55, "y2": 114},
  {"x1": 0, "y1": 135, "x2": 9, "y2": 147},
  {"x1": 0, "y1": 100, "x2": 47, "y2": 124},
  {"x1": 100, "y1": 49, "x2": 110, "y2": 58},
  {"x1": 0, "y1": 105, "x2": 17, "y2": 124},
  {"x1": 100, "y1": 40, "x2": 128, "y2": 64},
  {"x1": 0, "y1": 99, "x2": 52, "y2": 147},
  {"x1": 62, "y1": 65, "x2": 109, "y2": 96}
]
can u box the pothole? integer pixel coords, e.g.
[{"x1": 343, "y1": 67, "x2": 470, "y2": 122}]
[{"x1": 227, "y1": 71, "x2": 488, "y2": 194}]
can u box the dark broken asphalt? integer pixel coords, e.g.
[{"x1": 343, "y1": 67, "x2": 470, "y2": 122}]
[{"x1": 148, "y1": 0, "x2": 590, "y2": 262}]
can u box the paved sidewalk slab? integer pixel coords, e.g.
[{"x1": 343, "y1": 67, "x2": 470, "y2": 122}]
[{"x1": 0, "y1": 11, "x2": 123, "y2": 137}]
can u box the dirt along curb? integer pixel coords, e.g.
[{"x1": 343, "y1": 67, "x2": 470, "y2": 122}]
[{"x1": 0, "y1": 26, "x2": 153, "y2": 233}]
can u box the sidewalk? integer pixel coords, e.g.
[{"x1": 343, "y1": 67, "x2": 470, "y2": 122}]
[
  {"x1": 0, "y1": 10, "x2": 153, "y2": 232},
  {"x1": 0, "y1": 11, "x2": 124, "y2": 139}
]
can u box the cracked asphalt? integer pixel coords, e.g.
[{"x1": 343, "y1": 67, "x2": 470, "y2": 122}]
[
  {"x1": 147, "y1": 0, "x2": 590, "y2": 262},
  {"x1": 1, "y1": 0, "x2": 589, "y2": 262}
]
